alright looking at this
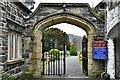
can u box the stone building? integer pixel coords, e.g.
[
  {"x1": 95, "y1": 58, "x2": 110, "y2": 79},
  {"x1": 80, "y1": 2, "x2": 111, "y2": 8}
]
[
  {"x1": 0, "y1": 1, "x2": 106, "y2": 78},
  {"x1": 0, "y1": 0, "x2": 34, "y2": 77},
  {"x1": 106, "y1": 0, "x2": 120, "y2": 79},
  {"x1": 25, "y1": 3, "x2": 105, "y2": 77}
]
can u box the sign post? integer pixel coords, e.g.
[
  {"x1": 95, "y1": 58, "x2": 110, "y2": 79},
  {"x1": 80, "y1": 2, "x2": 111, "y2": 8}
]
[{"x1": 93, "y1": 41, "x2": 107, "y2": 60}]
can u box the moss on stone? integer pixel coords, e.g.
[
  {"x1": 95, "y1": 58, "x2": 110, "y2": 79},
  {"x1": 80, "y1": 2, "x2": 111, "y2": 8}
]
[
  {"x1": 2, "y1": 74, "x2": 17, "y2": 80},
  {"x1": 88, "y1": 68, "x2": 101, "y2": 78}
]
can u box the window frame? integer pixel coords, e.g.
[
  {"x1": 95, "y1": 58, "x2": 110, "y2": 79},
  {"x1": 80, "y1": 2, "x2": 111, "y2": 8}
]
[{"x1": 7, "y1": 31, "x2": 22, "y2": 61}]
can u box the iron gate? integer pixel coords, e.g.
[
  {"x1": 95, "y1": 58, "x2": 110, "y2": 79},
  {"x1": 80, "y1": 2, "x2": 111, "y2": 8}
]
[
  {"x1": 82, "y1": 36, "x2": 88, "y2": 76},
  {"x1": 42, "y1": 33, "x2": 66, "y2": 75}
]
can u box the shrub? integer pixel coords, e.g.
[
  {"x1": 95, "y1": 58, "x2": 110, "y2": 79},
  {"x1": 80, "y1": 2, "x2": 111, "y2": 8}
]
[
  {"x1": 79, "y1": 50, "x2": 82, "y2": 57},
  {"x1": 70, "y1": 43, "x2": 77, "y2": 56},
  {"x1": 79, "y1": 50, "x2": 82, "y2": 64},
  {"x1": 49, "y1": 49, "x2": 60, "y2": 59},
  {"x1": 2, "y1": 73, "x2": 17, "y2": 80},
  {"x1": 97, "y1": 11, "x2": 105, "y2": 20}
]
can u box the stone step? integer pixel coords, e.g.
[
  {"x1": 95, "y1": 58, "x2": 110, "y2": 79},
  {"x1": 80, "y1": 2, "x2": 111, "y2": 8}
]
[{"x1": 26, "y1": 78, "x2": 105, "y2": 80}]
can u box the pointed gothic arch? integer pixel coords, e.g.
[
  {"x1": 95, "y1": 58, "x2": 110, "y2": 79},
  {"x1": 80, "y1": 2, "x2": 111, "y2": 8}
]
[{"x1": 27, "y1": 12, "x2": 104, "y2": 77}]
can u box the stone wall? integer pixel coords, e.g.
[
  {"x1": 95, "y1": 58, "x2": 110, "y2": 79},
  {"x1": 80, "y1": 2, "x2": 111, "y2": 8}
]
[
  {"x1": 106, "y1": 5, "x2": 120, "y2": 34},
  {"x1": 26, "y1": 3, "x2": 104, "y2": 37},
  {"x1": 0, "y1": 1, "x2": 32, "y2": 79},
  {"x1": 4, "y1": 61, "x2": 24, "y2": 75},
  {"x1": 25, "y1": 3, "x2": 105, "y2": 77},
  {"x1": 106, "y1": 3, "x2": 120, "y2": 79},
  {"x1": 107, "y1": 39, "x2": 115, "y2": 78},
  {"x1": 0, "y1": 0, "x2": 7, "y2": 75}
]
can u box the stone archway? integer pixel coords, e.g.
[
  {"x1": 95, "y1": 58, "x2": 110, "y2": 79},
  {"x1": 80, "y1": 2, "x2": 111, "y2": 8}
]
[{"x1": 28, "y1": 12, "x2": 103, "y2": 77}]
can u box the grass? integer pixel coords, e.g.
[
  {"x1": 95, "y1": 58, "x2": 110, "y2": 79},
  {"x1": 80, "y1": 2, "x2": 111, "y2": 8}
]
[
  {"x1": 44, "y1": 61, "x2": 48, "y2": 67},
  {"x1": 78, "y1": 58, "x2": 82, "y2": 65},
  {"x1": 78, "y1": 53, "x2": 82, "y2": 65}
]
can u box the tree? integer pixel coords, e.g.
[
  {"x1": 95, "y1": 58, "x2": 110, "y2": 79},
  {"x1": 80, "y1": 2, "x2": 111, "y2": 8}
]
[
  {"x1": 43, "y1": 28, "x2": 70, "y2": 51},
  {"x1": 70, "y1": 43, "x2": 77, "y2": 56}
]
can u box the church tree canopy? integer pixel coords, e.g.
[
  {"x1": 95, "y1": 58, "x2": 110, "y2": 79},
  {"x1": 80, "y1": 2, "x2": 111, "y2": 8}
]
[{"x1": 43, "y1": 28, "x2": 70, "y2": 52}]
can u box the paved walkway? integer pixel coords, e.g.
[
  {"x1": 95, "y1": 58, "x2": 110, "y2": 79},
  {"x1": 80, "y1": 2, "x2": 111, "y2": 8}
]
[
  {"x1": 66, "y1": 56, "x2": 87, "y2": 78},
  {"x1": 43, "y1": 56, "x2": 88, "y2": 78},
  {"x1": 25, "y1": 56, "x2": 105, "y2": 80}
]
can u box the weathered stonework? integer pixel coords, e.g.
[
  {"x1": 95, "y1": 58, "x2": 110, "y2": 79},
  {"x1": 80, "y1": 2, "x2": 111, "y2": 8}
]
[
  {"x1": 26, "y1": 3, "x2": 104, "y2": 36},
  {"x1": 107, "y1": 39, "x2": 115, "y2": 78},
  {"x1": 0, "y1": 1, "x2": 7, "y2": 80},
  {"x1": 106, "y1": 2, "x2": 120, "y2": 79},
  {"x1": 107, "y1": 6, "x2": 119, "y2": 35},
  {"x1": 0, "y1": 1, "x2": 34, "y2": 79},
  {"x1": 0, "y1": 1, "x2": 7, "y2": 74},
  {"x1": 25, "y1": 3, "x2": 105, "y2": 77}
]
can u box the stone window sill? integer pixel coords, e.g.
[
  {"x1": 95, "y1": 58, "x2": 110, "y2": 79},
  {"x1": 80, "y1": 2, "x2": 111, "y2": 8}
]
[{"x1": 7, "y1": 58, "x2": 24, "y2": 64}]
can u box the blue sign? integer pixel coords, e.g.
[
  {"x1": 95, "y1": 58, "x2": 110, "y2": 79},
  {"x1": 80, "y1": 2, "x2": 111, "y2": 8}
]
[{"x1": 93, "y1": 47, "x2": 107, "y2": 59}]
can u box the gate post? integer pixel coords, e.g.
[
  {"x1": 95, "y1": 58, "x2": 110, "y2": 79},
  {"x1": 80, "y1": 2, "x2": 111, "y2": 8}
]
[
  {"x1": 23, "y1": 31, "x2": 42, "y2": 79},
  {"x1": 30, "y1": 31, "x2": 42, "y2": 78},
  {"x1": 87, "y1": 34, "x2": 104, "y2": 77},
  {"x1": 22, "y1": 31, "x2": 42, "y2": 78}
]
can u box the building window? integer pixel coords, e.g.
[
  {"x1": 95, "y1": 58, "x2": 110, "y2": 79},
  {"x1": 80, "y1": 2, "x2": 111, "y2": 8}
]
[
  {"x1": 11, "y1": 33, "x2": 15, "y2": 60},
  {"x1": 8, "y1": 31, "x2": 22, "y2": 61}
]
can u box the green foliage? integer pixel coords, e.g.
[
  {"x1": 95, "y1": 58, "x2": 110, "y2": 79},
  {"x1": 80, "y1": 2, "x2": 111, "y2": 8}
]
[
  {"x1": 43, "y1": 28, "x2": 70, "y2": 51},
  {"x1": 70, "y1": 43, "x2": 77, "y2": 56},
  {"x1": 91, "y1": 8, "x2": 97, "y2": 13},
  {"x1": 79, "y1": 50, "x2": 82, "y2": 65},
  {"x1": 49, "y1": 49, "x2": 60, "y2": 59},
  {"x1": 2, "y1": 73, "x2": 17, "y2": 80},
  {"x1": 18, "y1": 73, "x2": 33, "y2": 79},
  {"x1": 97, "y1": 11, "x2": 105, "y2": 20},
  {"x1": 91, "y1": 8, "x2": 105, "y2": 20},
  {"x1": 88, "y1": 68, "x2": 101, "y2": 78},
  {"x1": 44, "y1": 61, "x2": 48, "y2": 67},
  {"x1": 80, "y1": 50, "x2": 82, "y2": 56}
]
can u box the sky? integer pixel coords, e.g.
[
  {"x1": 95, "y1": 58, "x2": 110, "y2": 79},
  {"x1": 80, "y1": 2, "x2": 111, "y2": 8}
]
[
  {"x1": 33, "y1": 0, "x2": 102, "y2": 36},
  {"x1": 50, "y1": 23, "x2": 87, "y2": 36}
]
